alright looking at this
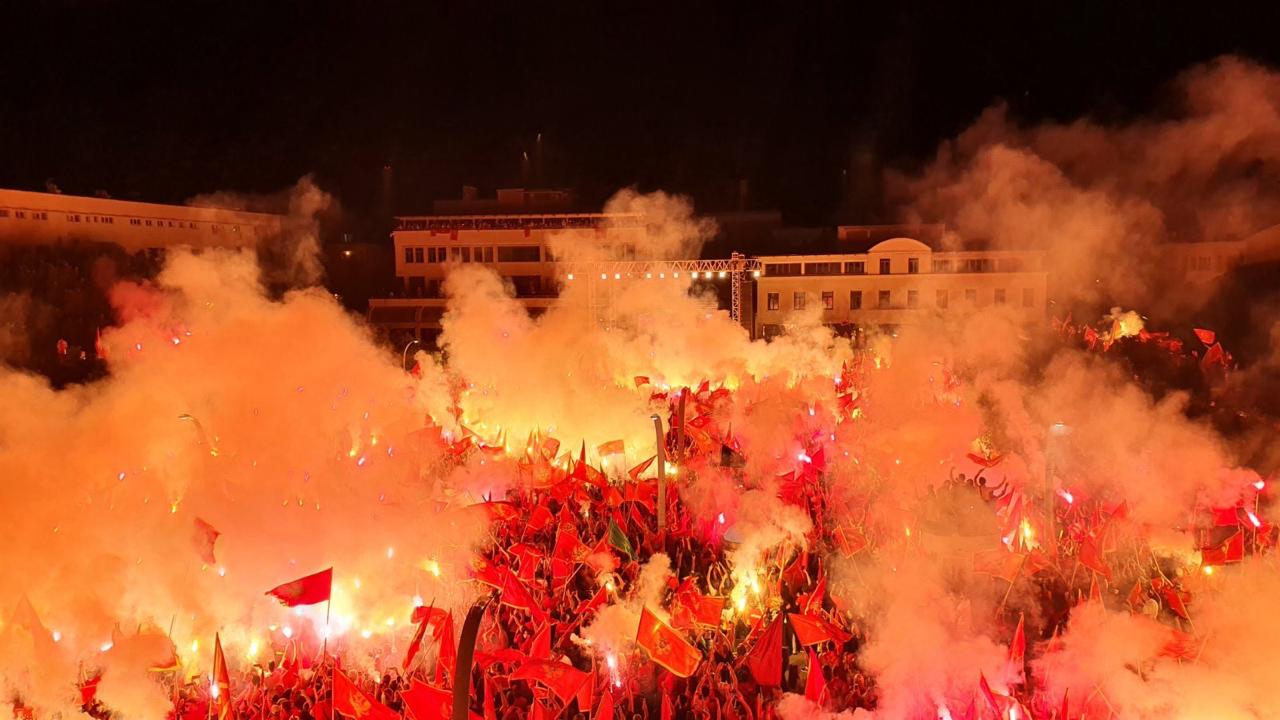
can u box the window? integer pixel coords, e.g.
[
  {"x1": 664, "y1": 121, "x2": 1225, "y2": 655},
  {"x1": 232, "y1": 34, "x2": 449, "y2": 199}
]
[
  {"x1": 483, "y1": 247, "x2": 494, "y2": 263},
  {"x1": 767, "y1": 292, "x2": 780, "y2": 311},
  {"x1": 994, "y1": 288, "x2": 1006, "y2": 304},
  {"x1": 68, "y1": 214, "x2": 81, "y2": 223},
  {"x1": 497, "y1": 246, "x2": 541, "y2": 262},
  {"x1": 998, "y1": 257, "x2": 1024, "y2": 272},
  {"x1": 793, "y1": 292, "x2": 806, "y2": 310},
  {"x1": 965, "y1": 289, "x2": 977, "y2": 303},
  {"x1": 964, "y1": 258, "x2": 993, "y2": 273},
  {"x1": 15, "y1": 211, "x2": 25, "y2": 219},
  {"x1": 822, "y1": 291, "x2": 834, "y2": 310},
  {"x1": 145, "y1": 220, "x2": 152, "y2": 226},
  {"x1": 908, "y1": 258, "x2": 920, "y2": 274},
  {"x1": 414, "y1": 247, "x2": 424, "y2": 263},
  {"x1": 844, "y1": 261, "x2": 866, "y2": 275},
  {"x1": 907, "y1": 290, "x2": 919, "y2": 307},
  {"x1": 878, "y1": 258, "x2": 891, "y2": 274},
  {"x1": 878, "y1": 290, "x2": 891, "y2": 308},
  {"x1": 805, "y1": 262, "x2": 842, "y2": 276},
  {"x1": 130, "y1": 218, "x2": 142, "y2": 226},
  {"x1": 35, "y1": 212, "x2": 47, "y2": 220},
  {"x1": 936, "y1": 289, "x2": 948, "y2": 308},
  {"x1": 403, "y1": 247, "x2": 414, "y2": 263},
  {"x1": 933, "y1": 259, "x2": 952, "y2": 273},
  {"x1": 0, "y1": 209, "x2": 8, "y2": 218},
  {"x1": 473, "y1": 247, "x2": 484, "y2": 262},
  {"x1": 850, "y1": 290, "x2": 862, "y2": 309},
  {"x1": 1022, "y1": 288, "x2": 1034, "y2": 307},
  {"x1": 766, "y1": 262, "x2": 802, "y2": 277},
  {"x1": 426, "y1": 247, "x2": 437, "y2": 263}
]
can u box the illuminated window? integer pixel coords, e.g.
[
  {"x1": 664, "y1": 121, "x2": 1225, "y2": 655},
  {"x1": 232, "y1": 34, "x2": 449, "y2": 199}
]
[
  {"x1": 933, "y1": 259, "x2": 952, "y2": 272},
  {"x1": 822, "y1": 291, "x2": 834, "y2": 310},
  {"x1": 767, "y1": 292, "x2": 779, "y2": 311}
]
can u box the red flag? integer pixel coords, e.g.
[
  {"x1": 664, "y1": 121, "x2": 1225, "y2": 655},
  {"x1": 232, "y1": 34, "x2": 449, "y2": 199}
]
[
  {"x1": 788, "y1": 613, "x2": 851, "y2": 647},
  {"x1": 528, "y1": 505, "x2": 555, "y2": 532},
  {"x1": 1009, "y1": 614, "x2": 1025, "y2": 665},
  {"x1": 1211, "y1": 505, "x2": 1242, "y2": 527},
  {"x1": 671, "y1": 580, "x2": 726, "y2": 630},
  {"x1": 1193, "y1": 328, "x2": 1216, "y2": 346},
  {"x1": 743, "y1": 615, "x2": 783, "y2": 687},
  {"x1": 402, "y1": 678, "x2": 480, "y2": 720},
  {"x1": 1077, "y1": 537, "x2": 1112, "y2": 582},
  {"x1": 966, "y1": 452, "x2": 1004, "y2": 468},
  {"x1": 628, "y1": 456, "x2": 656, "y2": 480},
  {"x1": 334, "y1": 669, "x2": 399, "y2": 720},
  {"x1": 265, "y1": 568, "x2": 332, "y2": 607},
  {"x1": 79, "y1": 675, "x2": 102, "y2": 706},
  {"x1": 979, "y1": 672, "x2": 1002, "y2": 715},
  {"x1": 597, "y1": 439, "x2": 625, "y2": 457},
  {"x1": 1088, "y1": 574, "x2": 1102, "y2": 604},
  {"x1": 661, "y1": 693, "x2": 673, "y2": 720},
  {"x1": 596, "y1": 691, "x2": 614, "y2": 720},
  {"x1": 512, "y1": 660, "x2": 590, "y2": 705},
  {"x1": 799, "y1": 572, "x2": 827, "y2": 615},
  {"x1": 832, "y1": 525, "x2": 869, "y2": 557},
  {"x1": 553, "y1": 530, "x2": 593, "y2": 564},
  {"x1": 1126, "y1": 582, "x2": 1148, "y2": 612},
  {"x1": 634, "y1": 376, "x2": 650, "y2": 387},
  {"x1": 193, "y1": 518, "x2": 220, "y2": 565},
  {"x1": 483, "y1": 677, "x2": 497, "y2": 720},
  {"x1": 636, "y1": 607, "x2": 702, "y2": 677},
  {"x1": 575, "y1": 585, "x2": 608, "y2": 618},
  {"x1": 1201, "y1": 531, "x2": 1245, "y2": 566},
  {"x1": 1161, "y1": 585, "x2": 1192, "y2": 620},
  {"x1": 1060, "y1": 690, "x2": 1069, "y2": 720},
  {"x1": 435, "y1": 612, "x2": 457, "y2": 688},
  {"x1": 781, "y1": 550, "x2": 809, "y2": 591},
  {"x1": 404, "y1": 604, "x2": 442, "y2": 670},
  {"x1": 529, "y1": 623, "x2": 552, "y2": 659},
  {"x1": 211, "y1": 634, "x2": 235, "y2": 720},
  {"x1": 1202, "y1": 342, "x2": 1225, "y2": 370},
  {"x1": 804, "y1": 648, "x2": 826, "y2": 706}
]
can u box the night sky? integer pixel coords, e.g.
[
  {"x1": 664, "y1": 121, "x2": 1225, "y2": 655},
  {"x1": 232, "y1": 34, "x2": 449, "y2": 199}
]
[{"x1": 2, "y1": 2, "x2": 1278, "y2": 227}]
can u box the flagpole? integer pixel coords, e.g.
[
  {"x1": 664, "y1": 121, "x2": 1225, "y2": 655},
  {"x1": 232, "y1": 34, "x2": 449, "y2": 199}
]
[
  {"x1": 327, "y1": 597, "x2": 335, "y2": 720},
  {"x1": 651, "y1": 415, "x2": 666, "y2": 533}
]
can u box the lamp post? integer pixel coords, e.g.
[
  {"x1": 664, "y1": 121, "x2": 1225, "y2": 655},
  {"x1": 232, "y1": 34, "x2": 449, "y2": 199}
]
[
  {"x1": 402, "y1": 339, "x2": 422, "y2": 372},
  {"x1": 1047, "y1": 422, "x2": 1071, "y2": 546}
]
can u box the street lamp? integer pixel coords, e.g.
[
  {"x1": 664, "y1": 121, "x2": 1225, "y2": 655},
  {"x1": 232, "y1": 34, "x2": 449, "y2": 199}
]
[
  {"x1": 1046, "y1": 422, "x2": 1071, "y2": 545},
  {"x1": 402, "y1": 339, "x2": 422, "y2": 372}
]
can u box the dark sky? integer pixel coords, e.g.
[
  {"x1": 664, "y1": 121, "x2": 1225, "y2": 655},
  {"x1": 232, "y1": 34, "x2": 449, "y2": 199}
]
[{"x1": 2, "y1": 2, "x2": 1278, "y2": 227}]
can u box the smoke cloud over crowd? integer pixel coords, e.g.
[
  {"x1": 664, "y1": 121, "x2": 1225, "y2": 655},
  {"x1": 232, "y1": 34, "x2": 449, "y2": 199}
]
[{"x1": 1, "y1": 55, "x2": 1279, "y2": 720}]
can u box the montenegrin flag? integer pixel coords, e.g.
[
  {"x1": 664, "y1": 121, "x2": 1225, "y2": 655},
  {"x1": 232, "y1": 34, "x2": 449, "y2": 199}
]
[
  {"x1": 265, "y1": 567, "x2": 333, "y2": 607},
  {"x1": 636, "y1": 606, "x2": 702, "y2": 678},
  {"x1": 212, "y1": 633, "x2": 235, "y2": 720},
  {"x1": 334, "y1": 668, "x2": 399, "y2": 720}
]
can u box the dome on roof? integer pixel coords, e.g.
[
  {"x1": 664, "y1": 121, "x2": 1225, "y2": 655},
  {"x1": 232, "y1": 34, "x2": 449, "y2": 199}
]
[{"x1": 868, "y1": 237, "x2": 932, "y2": 253}]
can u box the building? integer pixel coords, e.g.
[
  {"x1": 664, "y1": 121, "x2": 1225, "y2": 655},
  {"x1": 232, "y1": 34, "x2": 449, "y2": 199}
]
[
  {"x1": 752, "y1": 225, "x2": 1049, "y2": 340},
  {"x1": 0, "y1": 187, "x2": 285, "y2": 252},
  {"x1": 367, "y1": 188, "x2": 647, "y2": 345}
]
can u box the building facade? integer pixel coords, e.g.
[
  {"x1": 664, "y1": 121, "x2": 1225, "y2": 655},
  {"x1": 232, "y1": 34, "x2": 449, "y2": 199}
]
[
  {"x1": 753, "y1": 234, "x2": 1049, "y2": 340},
  {"x1": 368, "y1": 208, "x2": 645, "y2": 344},
  {"x1": 0, "y1": 188, "x2": 284, "y2": 252}
]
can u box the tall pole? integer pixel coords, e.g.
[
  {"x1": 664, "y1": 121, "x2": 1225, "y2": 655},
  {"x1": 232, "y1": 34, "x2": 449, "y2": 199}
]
[
  {"x1": 402, "y1": 339, "x2": 421, "y2": 372},
  {"x1": 652, "y1": 414, "x2": 666, "y2": 532},
  {"x1": 676, "y1": 389, "x2": 687, "y2": 462},
  {"x1": 452, "y1": 600, "x2": 490, "y2": 720}
]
